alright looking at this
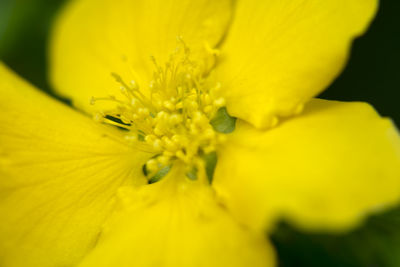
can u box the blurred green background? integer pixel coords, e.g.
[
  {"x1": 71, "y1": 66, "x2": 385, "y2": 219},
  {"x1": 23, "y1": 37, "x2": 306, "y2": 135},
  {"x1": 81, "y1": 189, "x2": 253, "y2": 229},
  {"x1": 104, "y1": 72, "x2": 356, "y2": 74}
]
[{"x1": 0, "y1": 0, "x2": 399, "y2": 266}]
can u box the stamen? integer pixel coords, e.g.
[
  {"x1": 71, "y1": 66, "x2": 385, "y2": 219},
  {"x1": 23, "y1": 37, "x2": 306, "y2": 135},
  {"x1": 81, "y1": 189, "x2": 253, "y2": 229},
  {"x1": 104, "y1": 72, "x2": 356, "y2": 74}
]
[{"x1": 92, "y1": 40, "x2": 229, "y2": 183}]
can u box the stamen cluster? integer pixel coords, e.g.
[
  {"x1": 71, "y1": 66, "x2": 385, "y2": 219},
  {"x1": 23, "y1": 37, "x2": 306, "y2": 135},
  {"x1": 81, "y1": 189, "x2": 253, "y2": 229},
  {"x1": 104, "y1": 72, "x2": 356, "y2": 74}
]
[{"x1": 92, "y1": 43, "x2": 226, "y2": 181}]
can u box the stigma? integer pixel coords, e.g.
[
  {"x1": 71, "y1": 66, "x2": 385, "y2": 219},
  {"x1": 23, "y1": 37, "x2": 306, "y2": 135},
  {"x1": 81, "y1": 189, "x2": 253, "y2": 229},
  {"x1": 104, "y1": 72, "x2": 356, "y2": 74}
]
[{"x1": 91, "y1": 41, "x2": 227, "y2": 183}]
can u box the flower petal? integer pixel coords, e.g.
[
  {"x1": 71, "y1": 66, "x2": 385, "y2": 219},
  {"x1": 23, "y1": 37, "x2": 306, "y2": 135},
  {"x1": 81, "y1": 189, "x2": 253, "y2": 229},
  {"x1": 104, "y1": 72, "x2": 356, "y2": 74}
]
[
  {"x1": 0, "y1": 63, "x2": 152, "y2": 267},
  {"x1": 213, "y1": 99, "x2": 400, "y2": 232},
  {"x1": 50, "y1": 0, "x2": 233, "y2": 114},
  {"x1": 78, "y1": 165, "x2": 274, "y2": 267},
  {"x1": 215, "y1": 0, "x2": 378, "y2": 128}
]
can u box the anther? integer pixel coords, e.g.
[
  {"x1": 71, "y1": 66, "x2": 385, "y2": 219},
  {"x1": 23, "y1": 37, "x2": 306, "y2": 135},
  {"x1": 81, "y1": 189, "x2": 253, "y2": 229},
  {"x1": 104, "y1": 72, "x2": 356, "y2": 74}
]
[
  {"x1": 130, "y1": 80, "x2": 138, "y2": 90},
  {"x1": 92, "y1": 40, "x2": 231, "y2": 183},
  {"x1": 157, "y1": 155, "x2": 170, "y2": 165},
  {"x1": 163, "y1": 101, "x2": 175, "y2": 111},
  {"x1": 214, "y1": 98, "x2": 225, "y2": 107},
  {"x1": 146, "y1": 159, "x2": 159, "y2": 173}
]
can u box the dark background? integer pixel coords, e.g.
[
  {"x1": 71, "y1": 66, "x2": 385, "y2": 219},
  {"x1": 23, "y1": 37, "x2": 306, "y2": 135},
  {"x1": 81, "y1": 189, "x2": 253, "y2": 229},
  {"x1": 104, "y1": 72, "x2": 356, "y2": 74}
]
[{"x1": 0, "y1": 0, "x2": 399, "y2": 266}]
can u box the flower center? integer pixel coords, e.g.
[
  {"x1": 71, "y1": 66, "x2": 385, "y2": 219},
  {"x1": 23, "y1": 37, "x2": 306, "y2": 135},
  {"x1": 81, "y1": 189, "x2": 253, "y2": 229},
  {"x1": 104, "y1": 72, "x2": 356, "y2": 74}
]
[{"x1": 91, "y1": 41, "x2": 231, "y2": 183}]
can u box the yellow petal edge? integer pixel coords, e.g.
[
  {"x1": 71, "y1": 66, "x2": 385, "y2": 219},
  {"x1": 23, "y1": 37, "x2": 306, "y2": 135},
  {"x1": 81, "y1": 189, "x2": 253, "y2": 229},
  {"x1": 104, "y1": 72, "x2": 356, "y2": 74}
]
[
  {"x1": 78, "y1": 165, "x2": 275, "y2": 267},
  {"x1": 216, "y1": 0, "x2": 378, "y2": 128},
  {"x1": 0, "y1": 63, "x2": 151, "y2": 267},
  {"x1": 214, "y1": 99, "x2": 400, "y2": 232},
  {"x1": 50, "y1": 0, "x2": 233, "y2": 114}
]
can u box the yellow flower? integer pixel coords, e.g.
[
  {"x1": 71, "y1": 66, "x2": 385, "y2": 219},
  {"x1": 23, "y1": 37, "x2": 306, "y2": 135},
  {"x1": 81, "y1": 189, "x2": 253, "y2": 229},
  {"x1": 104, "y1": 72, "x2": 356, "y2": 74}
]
[{"x1": 1, "y1": 0, "x2": 399, "y2": 266}]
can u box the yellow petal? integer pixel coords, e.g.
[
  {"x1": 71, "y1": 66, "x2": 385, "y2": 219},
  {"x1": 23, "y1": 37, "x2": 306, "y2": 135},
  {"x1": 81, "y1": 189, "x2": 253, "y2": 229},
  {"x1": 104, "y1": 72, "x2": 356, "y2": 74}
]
[
  {"x1": 213, "y1": 99, "x2": 400, "y2": 232},
  {"x1": 215, "y1": 0, "x2": 378, "y2": 128},
  {"x1": 78, "y1": 165, "x2": 274, "y2": 267},
  {"x1": 0, "y1": 63, "x2": 152, "y2": 267},
  {"x1": 50, "y1": 0, "x2": 233, "y2": 114}
]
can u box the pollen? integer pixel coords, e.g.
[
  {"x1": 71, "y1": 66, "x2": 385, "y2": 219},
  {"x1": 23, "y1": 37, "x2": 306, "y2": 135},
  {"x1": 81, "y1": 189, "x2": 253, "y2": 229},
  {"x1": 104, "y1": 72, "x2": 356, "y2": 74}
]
[{"x1": 91, "y1": 40, "x2": 227, "y2": 183}]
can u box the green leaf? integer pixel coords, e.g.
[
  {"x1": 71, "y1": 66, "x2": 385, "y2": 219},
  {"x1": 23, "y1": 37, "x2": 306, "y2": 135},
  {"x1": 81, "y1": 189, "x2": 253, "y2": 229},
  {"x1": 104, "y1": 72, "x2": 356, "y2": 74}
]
[
  {"x1": 210, "y1": 107, "x2": 236, "y2": 133},
  {"x1": 271, "y1": 206, "x2": 400, "y2": 267},
  {"x1": 148, "y1": 165, "x2": 171, "y2": 184},
  {"x1": 186, "y1": 167, "x2": 198, "y2": 180},
  {"x1": 0, "y1": 0, "x2": 67, "y2": 92},
  {"x1": 0, "y1": 0, "x2": 13, "y2": 54},
  {"x1": 203, "y1": 152, "x2": 217, "y2": 184}
]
